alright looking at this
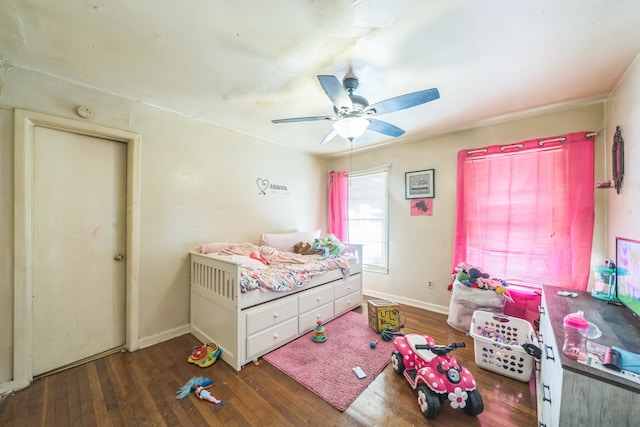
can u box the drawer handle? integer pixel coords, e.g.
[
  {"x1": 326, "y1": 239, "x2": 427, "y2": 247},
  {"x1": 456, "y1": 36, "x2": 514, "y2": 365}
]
[
  {"x1": 316, "y1": 297, "x2": 321, "y2": 302},
  {"x1": 539, "y1": 422, "x2": 547, "y2": 427},
  {"x1": 538, "y1": 333, "x2": 543, "y2": 346},
  {"x1": 544, "y1": 344, "x2": 555, "y2": 362},
  {"x1": 539, "y1": 306, "x2": 546, "y2": 315},
  {"x1": 541, "y1": 383, "x2": 552, "y2": 404},
  {"x1": 273, "y1": 333, "x2": 279, "y2": 339},
  {"x1": 273, "y1": 313, "x2": 279, "y2": 318}
]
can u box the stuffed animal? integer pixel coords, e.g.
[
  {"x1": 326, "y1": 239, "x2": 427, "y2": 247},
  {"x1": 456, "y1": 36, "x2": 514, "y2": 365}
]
[
  {"x1": 293, "y1": 241, "x2": 320, "y2": 255},
  {"x1": 313, "y1": 234, "x2": 343, "y2": 258}
]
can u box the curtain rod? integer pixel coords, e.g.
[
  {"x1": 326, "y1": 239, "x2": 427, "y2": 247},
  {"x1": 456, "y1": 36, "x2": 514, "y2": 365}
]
[{"x1": 467, "y1": 132, "x2": 598, "y2": 156}]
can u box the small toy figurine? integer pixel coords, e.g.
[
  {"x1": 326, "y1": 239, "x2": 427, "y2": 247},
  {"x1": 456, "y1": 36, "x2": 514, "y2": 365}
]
[
  {"x1": 176, "y1": 376, "x2": 230, "y2": 409},
  {"x1": 195, "y1": 385, "x2": 230, "y2": 410}
]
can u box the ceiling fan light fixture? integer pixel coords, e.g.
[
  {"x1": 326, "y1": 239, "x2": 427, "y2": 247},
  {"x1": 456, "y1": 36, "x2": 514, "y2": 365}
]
[{"x1": 333, "y1": 117, "x2": 370, "y2": 141}]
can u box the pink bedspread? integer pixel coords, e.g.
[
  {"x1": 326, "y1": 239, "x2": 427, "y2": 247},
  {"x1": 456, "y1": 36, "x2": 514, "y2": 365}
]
[
  {"x1": 218, "y1": 243, "x2": 307, "y2": 264},
  {"x1": 238, "y1": 254, "x2": 352, "y2": 292}
]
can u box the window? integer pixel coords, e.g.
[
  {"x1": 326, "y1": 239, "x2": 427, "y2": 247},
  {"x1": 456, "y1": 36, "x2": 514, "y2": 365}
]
[
  {"x1": 453, "y1": 132, "x2": 595, "y2": 290},
  {"x1": 348, "y1": 167, "x2": 389, "y2": 272}
]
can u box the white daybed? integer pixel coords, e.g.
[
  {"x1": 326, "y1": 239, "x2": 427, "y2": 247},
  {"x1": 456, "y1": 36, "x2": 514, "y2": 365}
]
[{"x1": 189, "y1": 243, "x2": 363, "y2": 371}]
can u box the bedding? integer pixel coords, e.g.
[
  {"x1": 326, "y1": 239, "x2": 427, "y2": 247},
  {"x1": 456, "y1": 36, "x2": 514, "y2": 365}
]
[{"x1": 200, "y1": 241, "x2": 354, "y2": 292}]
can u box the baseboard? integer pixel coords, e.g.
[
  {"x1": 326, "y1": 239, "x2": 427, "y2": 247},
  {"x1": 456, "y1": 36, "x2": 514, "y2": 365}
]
[
  {"x1": 363, "y1": 289, "x2": 449, "y2": 315},
  {"x1": 137, "y1": 324, "x2": 190, "y2": 349}
]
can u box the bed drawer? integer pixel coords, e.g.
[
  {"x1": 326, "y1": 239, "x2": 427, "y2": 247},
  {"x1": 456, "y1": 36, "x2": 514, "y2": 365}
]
[
  {"x1": 299, "y1": 302, "x2": 334, "y2": 334},
  {"x1": 245, "y1": 296, "x2": 298, "y2": 336},
  {"x1": 298, "y1": 285, "x2": 334, "y2": 314},
  {"x1": 334, "y1": 274, "x2": 361, "y2": 299},
  {"x1": 246, "y1": 317, "x2": 298, "y2": 361},
  {"x1": 335, "y1": 290, "x2": 361, "y2": 316}
]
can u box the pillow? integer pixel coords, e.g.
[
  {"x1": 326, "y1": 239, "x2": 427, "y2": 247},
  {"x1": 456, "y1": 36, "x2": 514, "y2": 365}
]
[
  {"x1": 258, "y1": 229, "x2": 321, "y2": 252},
  {"x1": 197, "y1": 242, "x2": 233, "y2": 254},
  {"x1": 229, "y1": 255, "x2": 268, "y2": 269}
]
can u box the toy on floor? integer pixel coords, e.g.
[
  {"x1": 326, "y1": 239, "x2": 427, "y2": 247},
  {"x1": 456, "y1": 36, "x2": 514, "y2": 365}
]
[
  {"x1": 176, "y1": 376, "x2": 213, "y2": 399},
  {"x1": 176, "y1": 376, "x2": 230, "y2": 409},
  {"x1": 380, "y1": 326, "x2": 405, "y2": 342},
  {"x1": 188, "y1": 342, "x2": 221, "y2": 367},
  {"x1": 392, "y1": 334, "x2": 484, "y2": 420},
  {"x1": 195, "y1": 385, "x2": 230, "y2": 409},
  {"x1": 312, "y1": 320, "x2": 327, "y2": 342},
  {"x1": 369, "y1": 339, "x2": 380, "y2": 349}
]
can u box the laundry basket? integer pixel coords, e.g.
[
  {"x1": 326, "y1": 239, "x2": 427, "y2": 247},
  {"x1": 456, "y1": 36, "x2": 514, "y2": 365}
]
[{"x1": 470, "y1": 310, "x2": 537, "y2": 382}]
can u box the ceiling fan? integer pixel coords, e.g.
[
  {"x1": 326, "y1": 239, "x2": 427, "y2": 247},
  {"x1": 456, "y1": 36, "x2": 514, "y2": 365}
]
[{"x1": 272, "y1": 70, "x2": 440, "y2": 144}]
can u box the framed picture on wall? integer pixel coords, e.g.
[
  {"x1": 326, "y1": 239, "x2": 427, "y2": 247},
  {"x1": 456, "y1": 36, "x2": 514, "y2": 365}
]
[{"x1": 405, "y1": 169, "x2": 435, "y2": 199}]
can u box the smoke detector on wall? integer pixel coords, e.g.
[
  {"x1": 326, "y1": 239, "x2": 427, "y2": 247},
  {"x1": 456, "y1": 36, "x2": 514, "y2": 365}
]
[{"x1": 76, "y1": 105, "x2": 95, "y2": 119}]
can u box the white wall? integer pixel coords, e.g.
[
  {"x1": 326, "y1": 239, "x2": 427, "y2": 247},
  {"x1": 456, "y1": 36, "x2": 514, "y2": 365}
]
[
  {"x1": 605, "y1": 54, "x2": 640, "y2": 249},
  {"x1": 328, "y1": 103, "x2": 607, "y2": 314},
  {"x1": 0, "y1": 66, "x2": 328, "y2": 384}
]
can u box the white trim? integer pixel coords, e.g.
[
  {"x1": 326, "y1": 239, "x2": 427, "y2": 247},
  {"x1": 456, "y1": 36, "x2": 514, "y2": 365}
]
[
  {"x1": 11, "y1": 109, "x2": 141, "y2": 392},
  {"x1": 364, "y1": 289, "x2": 449, "y2": 315},
  {"x1": 350, "y1": 163, "x2": 391, "y2": 177}
]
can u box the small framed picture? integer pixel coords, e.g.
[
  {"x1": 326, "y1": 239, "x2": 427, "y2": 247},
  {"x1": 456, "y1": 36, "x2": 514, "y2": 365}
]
[{"x1": 405, "y1": 169, "x2": 435, "y2": 199}]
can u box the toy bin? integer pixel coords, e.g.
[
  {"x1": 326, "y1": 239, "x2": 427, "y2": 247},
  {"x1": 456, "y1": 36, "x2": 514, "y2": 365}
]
[{"x1": 470, "y1": 310, "x2": 537, "y2": 382}]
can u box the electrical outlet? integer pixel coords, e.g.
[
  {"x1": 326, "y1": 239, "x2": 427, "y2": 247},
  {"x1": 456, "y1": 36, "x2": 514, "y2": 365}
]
[{"x1": 427, "y1": 280, "x2": 433, "y2": 289}]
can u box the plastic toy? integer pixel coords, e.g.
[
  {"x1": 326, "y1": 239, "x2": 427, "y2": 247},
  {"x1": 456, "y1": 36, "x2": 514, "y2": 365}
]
[
  {"x1": 311, "y1": 320, "x2": 327, "y2": 342},
  {"x1": 176, "y1": 376, "x2": 214, "y2": 400},
  {"x1": 392, "y1": 334, "x2": 484, "y2": 419},
  {"x1": 176, "y1": 376, "x2": 230, "y2": 409},
  {"x1": 195, "y1": 385, "x2": 230, "y2": 409},
  {"x1": 188, "y1": 342, "x2": 221, "y2": 367}
]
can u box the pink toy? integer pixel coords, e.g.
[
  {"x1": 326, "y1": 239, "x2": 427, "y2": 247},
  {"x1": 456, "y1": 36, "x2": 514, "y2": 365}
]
[{"x1": 392, "y1": 334, "x2": 483, "y2": 419}]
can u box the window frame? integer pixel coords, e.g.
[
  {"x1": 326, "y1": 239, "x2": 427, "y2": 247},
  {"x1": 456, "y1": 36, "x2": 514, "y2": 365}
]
[{"x1": 348, "y1": 166, "x2": 389, "y2": 274}]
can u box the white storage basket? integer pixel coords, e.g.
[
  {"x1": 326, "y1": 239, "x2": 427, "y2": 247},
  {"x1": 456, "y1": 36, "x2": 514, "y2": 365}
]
[{"x1": 470, "y1": 310, "x2": 537, "y2": 382}]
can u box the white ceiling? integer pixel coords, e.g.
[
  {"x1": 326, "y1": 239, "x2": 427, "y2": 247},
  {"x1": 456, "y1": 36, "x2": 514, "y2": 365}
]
[{"x1": 1, "y1": 0, "x2": 640, "y2": 156}]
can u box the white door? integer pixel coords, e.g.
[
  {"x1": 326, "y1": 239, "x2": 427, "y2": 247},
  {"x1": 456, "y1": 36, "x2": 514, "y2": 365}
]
[{"x1": 31, "y1": 126, "x2": 127, "y2": 376}]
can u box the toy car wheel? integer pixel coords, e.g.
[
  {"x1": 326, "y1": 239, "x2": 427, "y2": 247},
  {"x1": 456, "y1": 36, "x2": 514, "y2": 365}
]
[
  {"x1": 416, "y1": 384, "x2": 441, "y2": 419},
  {"x1": 463, "y1": 389, "x2": 484, "y2": 416},
  {"x1": 391, "y1": 351, "x2": 405, "y2": 375}
]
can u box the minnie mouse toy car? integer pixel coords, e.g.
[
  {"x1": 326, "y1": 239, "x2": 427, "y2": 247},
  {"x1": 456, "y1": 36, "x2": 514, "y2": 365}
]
[{"x1": 392, "y1": 334, "x2": 483, "y2": 419}]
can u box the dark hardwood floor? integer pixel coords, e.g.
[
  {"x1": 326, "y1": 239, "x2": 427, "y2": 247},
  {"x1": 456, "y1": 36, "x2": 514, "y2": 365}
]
[{"x1": 0, "y1": 296, "x2": 538, "y2": 426}]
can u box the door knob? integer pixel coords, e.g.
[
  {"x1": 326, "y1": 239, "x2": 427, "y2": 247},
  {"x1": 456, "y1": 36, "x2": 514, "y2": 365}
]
[{"x1": 114, "y1": 254, "x2": 124, "y2": 261}]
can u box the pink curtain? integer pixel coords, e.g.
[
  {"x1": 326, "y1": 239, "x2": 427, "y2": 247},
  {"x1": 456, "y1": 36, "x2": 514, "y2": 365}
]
[
  {"x1": 328, "y1": 171, "x2": 349, "y2": 242},
  {"x1": 453, "y1": 132, "x2": 595, "y2": 290}
]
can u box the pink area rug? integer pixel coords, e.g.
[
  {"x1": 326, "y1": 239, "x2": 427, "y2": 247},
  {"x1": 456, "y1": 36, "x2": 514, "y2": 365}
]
[{"x1": 263, "y1": 311, "x2": 394, "y2": 411}]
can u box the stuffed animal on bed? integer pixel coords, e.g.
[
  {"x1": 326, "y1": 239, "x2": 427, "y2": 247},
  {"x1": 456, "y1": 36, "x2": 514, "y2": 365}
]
[
  {"x1": 293, "y1": 241, "x2": 321, "y2": 255},
  {"x1": 313, "y1": 234, "x2": 343, "y2": 258}
]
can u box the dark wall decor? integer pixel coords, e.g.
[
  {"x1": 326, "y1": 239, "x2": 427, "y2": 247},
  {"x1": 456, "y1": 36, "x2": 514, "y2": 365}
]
[
  {"x1": 405, "y1": 169, "x2": 435, "y2": 199},
  {"x1": 612, "y1": 125, "x2": 624, "y2": 194}
]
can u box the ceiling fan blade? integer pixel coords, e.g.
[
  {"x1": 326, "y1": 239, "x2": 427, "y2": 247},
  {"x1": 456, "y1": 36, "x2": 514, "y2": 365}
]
[
  {"x1": 367, "y1": 118, "x2": 405, "y2": 137},
  {"x1": 317, "y1": 75, "x2": 353, "y2": 111},
  {"x1": 320, "y1": 129, "x2": 338, "y2": 145},
  {"x1": 366, "y1": 88, "x2": 440, "y2": 116},
  {"x1": 272, "y1": 116, "x2": 334, "y2": 124}
]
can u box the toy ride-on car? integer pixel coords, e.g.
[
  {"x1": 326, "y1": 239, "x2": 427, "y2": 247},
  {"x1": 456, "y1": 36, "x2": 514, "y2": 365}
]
[{"x1": 391, "y1": 334, "x2": 484, "y2": 419}]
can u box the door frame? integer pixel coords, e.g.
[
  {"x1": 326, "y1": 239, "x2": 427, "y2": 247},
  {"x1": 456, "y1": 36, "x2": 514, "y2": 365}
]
[{"x1": 12, "y1": 108, "x2": 141, "y2": 391}]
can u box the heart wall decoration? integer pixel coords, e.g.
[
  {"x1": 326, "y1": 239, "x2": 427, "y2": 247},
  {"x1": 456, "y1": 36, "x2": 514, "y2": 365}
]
[{"x1": 256, "y1": 178, "x2": 269, "y2": 195}]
